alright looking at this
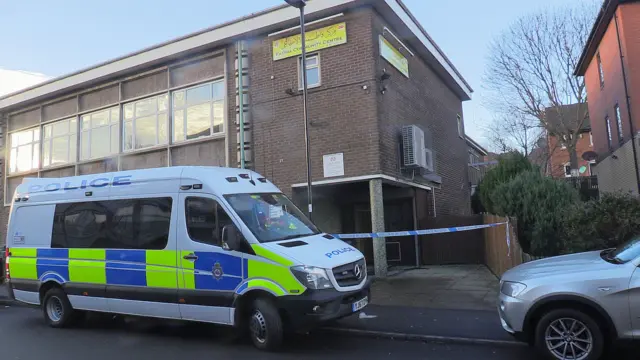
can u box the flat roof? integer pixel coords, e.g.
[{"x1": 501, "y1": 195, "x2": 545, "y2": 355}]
[{"x1": 0, "y1": 0, "x2": 472, "y2": 112}]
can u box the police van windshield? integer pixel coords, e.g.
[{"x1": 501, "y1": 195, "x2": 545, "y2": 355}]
[{"x1": 225, "y1": 193, "x2": 320, "y2": 243}]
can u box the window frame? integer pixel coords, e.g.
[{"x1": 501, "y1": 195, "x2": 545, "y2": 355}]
[
  {"x1": 298, "y1": 53, "x2": 321, "y2": 90},
  {"x1": 80, "y1": 106, "x2": 121, "y2": 161},
  {"x1": 42, "y1": 117, "x2": 78, "y2": 168},
  {"x1": 564, "y1": 162, "x2": 572, "y2": 178},
  {"x1": 8, "y1": 126, "x2": 41, "y2": 175},
  {"x1": 606, "y1": 116, "x2": 612, "y2": 149},
  {"x1": 171, "y1": 80, "x2": 225, "y2": 144},
  {"x1": 615, "y1": 103, "x2": 623, "y2": 143},
  {"x1": 597, "y1": 52, "x2": 605, "y2": 89},
  {"x1": 122, "y1": 94, "x2": 169, "y2": 152},
  {"x1": 457, "y1": 115, "x2": 464, "y2": 138}
]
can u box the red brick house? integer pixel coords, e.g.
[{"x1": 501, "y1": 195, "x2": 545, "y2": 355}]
[
  {"x1": 545, "y1": 104, "x2": 594, "y2": 178},
  {"x1": 575, "y1": 0, "x2": 640, "y2": 194}
]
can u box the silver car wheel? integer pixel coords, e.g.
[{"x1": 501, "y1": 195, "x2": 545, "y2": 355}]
[
  {"x1": 545, "y1": 317, "x2": 593, "y2": 360},
  {"x1": 250, "y1": 310, "x2": 267, "y2": 344},
  {"x1": 46, "y1": 296, "x2": 64, "y2": 322}
]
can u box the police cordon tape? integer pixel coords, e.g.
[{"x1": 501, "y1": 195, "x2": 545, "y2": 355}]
[
  {"x1": 332, "y1": 221, "x2": 513, "y2": 257},
  {"x1": 332, "y1": 222, "x2": 508, "y2": 239}
]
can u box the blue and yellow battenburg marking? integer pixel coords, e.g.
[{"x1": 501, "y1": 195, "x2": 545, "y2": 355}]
[{"x1": 8, "y1": 245, "x2": 306, "y2": 296}]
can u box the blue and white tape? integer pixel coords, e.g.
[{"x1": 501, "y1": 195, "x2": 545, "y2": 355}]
[{"x1": 333, "y1": 222, "x2": 507, "y2": 239}]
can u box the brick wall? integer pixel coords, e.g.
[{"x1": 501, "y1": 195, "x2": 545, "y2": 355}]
[
  {"x1": 620, "y1": 2, "x2": 640, "y2": 131},
  {"x1": 371, "y1": 11, "x2": 470, "y2": 215},
  {"x1": 548, "y1": 131, "x2": 594, "y2": 178},
  {"x1": 247, "y1": 7, "x2": 379, "y2": 197}
]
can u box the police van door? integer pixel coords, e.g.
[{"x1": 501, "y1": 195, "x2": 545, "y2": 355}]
[{"x1": 177, "y1": 193, "x2": 244, "y2": 324}]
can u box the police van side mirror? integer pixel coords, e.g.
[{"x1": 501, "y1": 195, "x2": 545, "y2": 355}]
[{"x1": 222, "y1": 225, "x2": 241, "y2": 251}]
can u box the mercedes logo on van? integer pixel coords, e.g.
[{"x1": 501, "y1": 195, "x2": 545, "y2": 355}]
[{"x1": 354, "y1": 263, "x2": 363, "y2": 280}]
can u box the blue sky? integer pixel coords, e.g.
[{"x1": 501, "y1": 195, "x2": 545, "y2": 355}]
[{"x1": 0, "y1": 0, "x2": 589, "y2": 147}]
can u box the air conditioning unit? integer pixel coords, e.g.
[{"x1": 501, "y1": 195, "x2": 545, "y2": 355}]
[{"x1": 402, "y1": 125, "x2": 427, "y2": 168}]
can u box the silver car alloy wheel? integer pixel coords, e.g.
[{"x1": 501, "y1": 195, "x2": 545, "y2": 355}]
[
  {"x1": 46, "y1": 296, "x2": 64, "y2": 322},
  {"x1": 545, "y1": 317, "x2": 593, "y2": 360}
]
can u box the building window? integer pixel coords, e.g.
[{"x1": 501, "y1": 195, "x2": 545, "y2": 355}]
[
  {"x1": 457, "y1": 115, "x2": 463, "y2": 138},
  {"x1": 80, "y1": 106, "x2": 120, "y2": 161},
  {"x1": 298, "y1": 54, "x2": 321, "y2": 89},
  {"x1": 9, "y1": 127, "x2": 40, "y2": 174},
  {"x1": 172, "y1": 81, "x2": 225, "y2": 143},
  {"x1": 597, "y1": 52, "x2": 604, "y2": 88},
  {"x1": 590, "y1": 132, "x2": 593, "y2": 147},
  {"x1": 588, "y1": 160, "x2": 596, "y2": 176},
  {"x1": 123, "y1": 94, "x2": 169, "y2": 151},
  {"x1": 606, "y1": 116, "x2": 612, "y2": 148},
  {"x1": 564, "y1": 163, "x2": 571, "y2": 177},
  {"x1": 615, "y1": 104, "x2": 623, "y2": 143},
  {"x1": 43, "y1": 117, "x2": 77, "y2": 167}
]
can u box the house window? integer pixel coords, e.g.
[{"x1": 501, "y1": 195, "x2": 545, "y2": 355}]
[
  {"x1": 457, "y1": 115, "x2": 464, "y2": 138},
  {"x1": 298, "y1": 54, "x2": 321, "y2": 89},
  {"x1": 597, "y1": 52, "x2": 604, "y2": 88},
  {"x1": 172, "y1": 81, "x2": 225, "y2": 143},
  {"x1": 9, "y1": 127, "x2": 40, "y2": 174},
  {"x1": 589, "y1": 160, "x2": 596, "y2": 176},
  {"x1": 80, "y1": 106, "x2": 120, "y2": 161},
  {"x1": 606, "y1": 116, "x2": 612, "y2": 148},
  {"x1": 43, "y1": 117, "x2": 77, "y2": 167},
  {"x1": 590, "y1": 132, "x2": 593, "y2": 147},
  {"x1": 123, "y1": 94, "x2": 169, "y2": 151},
  {"x1": 560, "y1": 134, "x2": 572, "y2": 149},
  {"x1": 615, "y1": 104, "x2": 623, "y2": 143},
  {"x1": 564, "y1": 163, "x2": 571, "y2": 177}
]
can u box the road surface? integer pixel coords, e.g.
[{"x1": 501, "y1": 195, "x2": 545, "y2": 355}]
[{"x1": 0, "y1": 305, "x2": 633, "y2": 359}]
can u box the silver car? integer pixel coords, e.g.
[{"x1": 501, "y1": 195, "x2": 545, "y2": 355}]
[{"x1": 499, "y1": 237, "x2": 640, "y2": 360}]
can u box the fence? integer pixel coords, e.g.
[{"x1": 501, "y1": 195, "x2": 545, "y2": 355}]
[{"x1": 483, "y1": 214, "x2": 524, "y2": 277}]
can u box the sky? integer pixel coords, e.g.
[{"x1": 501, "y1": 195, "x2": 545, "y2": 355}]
[{"x1": 0, "y1": 0, "x2": 590, "y2": 148}]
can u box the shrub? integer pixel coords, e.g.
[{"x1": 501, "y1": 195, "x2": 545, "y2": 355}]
[
  {"x1": 562, "y1": 192, "x2": 640, "y2": 253},
  {"x1": 479, "y1": 152, "x2": 534, "y2": 213},
  {"x1": 491, "y1": 171, "x2": 579, "y2": 256}
]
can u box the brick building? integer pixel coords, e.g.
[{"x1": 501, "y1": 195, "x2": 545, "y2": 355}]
[
  {"x1": 0, "y1": 0, "x2": 473, "y2": 274},
  {"x1": 545, "y1": 104, "x2": 594, "y2": 178},
  {"x1": 575, "y1": 0, "x2": 640, "y2": 194}
]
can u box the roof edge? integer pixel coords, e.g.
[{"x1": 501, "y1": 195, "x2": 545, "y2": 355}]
[{"x1": 465, "y1": 135, "x2": 488, "y2": 156}]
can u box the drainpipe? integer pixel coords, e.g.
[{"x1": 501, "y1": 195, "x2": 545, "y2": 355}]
[
  {"x1": 238, "y1": 41, "x2": 246, "y2": 169},
  {"x1": 614, "y1": 13, "x2": 640, "y2": 194}
]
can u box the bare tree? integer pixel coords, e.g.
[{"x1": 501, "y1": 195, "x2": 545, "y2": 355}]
[
  {"x1": 483, "y1": 3, "x2": 597, "y2": 174},
  {"x1": 485, "y1": 113, "x2": 541, "y2": 156}
]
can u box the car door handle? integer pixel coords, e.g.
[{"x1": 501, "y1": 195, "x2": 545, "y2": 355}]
[{"x1": 183, "y1": 253, "x2": 198, "y2": 261}]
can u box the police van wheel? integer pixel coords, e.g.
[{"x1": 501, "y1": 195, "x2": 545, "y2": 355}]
[
  {"x1": 249, "y1": 298, "x2": 283, "y2": 351},
  {"x1": 43, "y1": 288, "x2": 77, "y2": 328}
]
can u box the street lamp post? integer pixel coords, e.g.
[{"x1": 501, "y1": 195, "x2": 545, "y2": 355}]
[{"x1": 284, "y1": 0, "x2": 313, "y2": 220}]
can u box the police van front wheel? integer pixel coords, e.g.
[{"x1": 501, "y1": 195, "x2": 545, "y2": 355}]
[
  {"x1": 43, "y1": 288, "x2": 78, "y2": 328},
  {"x1": 249, "y1": 298, "x2": 283, "y2": 351}
]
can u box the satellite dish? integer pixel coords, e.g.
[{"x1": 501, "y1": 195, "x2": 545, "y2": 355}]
[{"x1": 582, "y1": 151, "x2": 598, "y2": 162}]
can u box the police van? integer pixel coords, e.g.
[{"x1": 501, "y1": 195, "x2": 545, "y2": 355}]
[{"x1": 4, "y1": 166, "x2": 370, "y2": 350}]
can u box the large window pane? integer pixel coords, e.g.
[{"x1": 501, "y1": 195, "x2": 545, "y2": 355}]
[
  {"x1": 186, "y1": 103, "x2": 211, "y2": 140},
  {"x1": 111, "y1": 125, "x2": 119, "y2": 153},
  {"x1": 213, "y1": 102, "x2": 224, "y2": 134},
  {"x1": 158, "y1": 113, "x2": 168, "y2": 144},
  {"x1": 51, "y1": 137, "x2": 69, "y2": 165},
  {"x1": 135, "y1": 115, "x2": 157, "y2": 149},
  {"x1": 171, "y1": 80, "x2": 224, "y2": 144},
  {"x1": 187, "y1": 84, "x2": 211, "y2": 105},
  {"x1": 80, "y1": 106, "x2": 119, "y2": 161},
  {"x1": 158, "y1": 94, "x2": 168, "y2": 112},
  {"x1": 9, "y1": 128, "x2": 40, "y2": 174},
  {"x1": 124, "y1": 103, "x2": 134, "y2": 120},
  {"x1": 124, "y1": 120, "x2": 134, "y2": 150},
  {"x1": 173, "y1": 110, "x2": 185, "y2": 142},
  {"x1": 136, "y1": 98, "x2": 157, "y2": 117},
  {"x1": 43, "y1": 118, "x2": 76, "y2": 167},
  {"x1": 52, "y1": 121, "x2": 69, "y2": 137}
]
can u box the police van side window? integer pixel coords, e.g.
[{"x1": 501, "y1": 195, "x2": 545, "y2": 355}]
[
  {"x1": 51, "y1": 197, "x2": 172, "y2": 250},
  {"x1": 185, "y1": 197, "x2": 234, "y2": 246}
]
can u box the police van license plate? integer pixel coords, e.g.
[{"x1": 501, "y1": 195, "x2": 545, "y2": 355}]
[{"x1": 352, "y1": 297, "x2": 368, "y2": 312}]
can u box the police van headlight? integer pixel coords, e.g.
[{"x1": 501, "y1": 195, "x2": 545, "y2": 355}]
[{"x1": 291, "y1": 266, "x2": 334, "y2": 290}]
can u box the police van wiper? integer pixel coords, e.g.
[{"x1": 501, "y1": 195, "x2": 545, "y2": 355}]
[{"x1": 276, "y1": 233, "x2": 315, "y2": 242}]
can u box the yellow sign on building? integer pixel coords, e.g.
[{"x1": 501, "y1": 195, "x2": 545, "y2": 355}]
[
  {"x1": 379, "y1": 35, "x2": 409, "y2": 77},
  {"x1": 272, "y1": 22, "x2": 347, "y2": 61}
]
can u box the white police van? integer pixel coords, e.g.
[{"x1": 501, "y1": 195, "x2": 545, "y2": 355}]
[{"x1": 4, "y1": 166, "x2": 370, "y2": 351}]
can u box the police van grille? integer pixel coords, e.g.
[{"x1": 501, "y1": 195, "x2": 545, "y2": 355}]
[{"x1": 332, "y1": 259, "x2": 366, "y2": 287}]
